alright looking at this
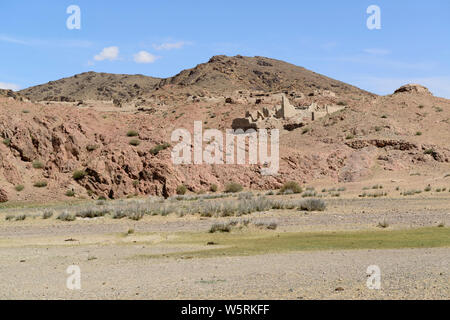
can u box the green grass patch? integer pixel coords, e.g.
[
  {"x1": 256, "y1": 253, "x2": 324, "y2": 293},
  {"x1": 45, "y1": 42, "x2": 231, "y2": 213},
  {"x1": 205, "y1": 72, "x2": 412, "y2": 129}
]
[{"x1": 135, "y1": 227, "x2": 450, "y2": 260}]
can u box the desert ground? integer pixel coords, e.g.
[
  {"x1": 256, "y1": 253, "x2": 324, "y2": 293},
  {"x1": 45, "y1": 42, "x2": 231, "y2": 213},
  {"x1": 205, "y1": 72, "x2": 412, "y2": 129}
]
[{"x1": 1, "y1": 176, "x2": 449, "y2": 300}]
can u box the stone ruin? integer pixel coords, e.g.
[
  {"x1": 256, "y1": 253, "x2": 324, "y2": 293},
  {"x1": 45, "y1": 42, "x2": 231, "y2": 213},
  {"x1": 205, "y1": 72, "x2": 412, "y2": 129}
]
[{"x1": 232, "y1": 94, "x2": 345, "y2": 130}]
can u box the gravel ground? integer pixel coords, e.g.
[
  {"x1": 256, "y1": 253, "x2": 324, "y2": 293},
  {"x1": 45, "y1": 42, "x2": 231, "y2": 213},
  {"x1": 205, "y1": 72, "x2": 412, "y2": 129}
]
[
  {"x1": 0, "y1": 246, "x2": 448, "y2": 300},
  {"x1": 0, "y1": 197, "x2": 448, "y2": 300}
]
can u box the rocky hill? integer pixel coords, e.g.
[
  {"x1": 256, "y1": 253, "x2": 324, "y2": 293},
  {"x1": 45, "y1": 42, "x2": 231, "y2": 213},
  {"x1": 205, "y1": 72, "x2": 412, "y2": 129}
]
[
  {"x1": 0, "y1": 56, "x2": 448, "y2": 203},
  {"x1": 20, "y1": 55, "x2": 372, "y2": 103},
  {"x1": 19, "y1": 72, "x2": 161, "y2": 103}
]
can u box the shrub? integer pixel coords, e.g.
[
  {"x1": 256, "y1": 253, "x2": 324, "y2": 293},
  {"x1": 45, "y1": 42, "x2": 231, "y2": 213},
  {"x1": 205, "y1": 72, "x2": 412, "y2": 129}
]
[
  {"x1": 224, "y1": 182, "x2": 243, "y2": 193},
  {"x1": 209, "y1": 184, "x2": 218, "y2": 193},
  {"x1": 150, "y1": 143, "x2": 171, "y2": 155},
  {"x1": 15, "y1": 214, "x2": 27, "y2": 221},
  {"x1": 42, "y1": 210, "x2": 53, "y2": 219},
  {"x1": 298, "y1": 199, "x2": 326, "y2": 212},
  {"x1": 86, "y1": 144, "x2": 98, "y2": 152},
  {"x1": 73, "y1": 170, "x2": 87, "y2": 181},
  {"x1": 65, "y1": 190, "x2": 75, "y2": 197},
  {"x1": 416, "y1": 132, "x2": 422, "y2": 136},
  {"x1": 403, "y1": 190, "x2": 422, "y2": 196},
  {"x1": 209, "y1": 223, "x2": 231, "y2": 233},
  {"x1": 128, "y1": 212, "x2": 144, "y2": 221},
  {"x1": 129, "y1": 139, "x2": 141, "y2": 146},
  {"x1": 345, "y1": 134, "x2": 355, "y2": 140},
  {"x1": 280, "y1": 181, "x2": 302, "y2": 194},
  {"x1": 424, "y1": 186, "x2": 432, "y2": 192},
  {"x1": 302, "y1": 190, "x2": 317, "y2": 198},
  {"x1": 377, "y1": 220, "x2": 389, "y2": 228},
  {"x1": 112, "y1": 210, "x2": 126, "y2": 219},
  {"x1": 15, "y1": 185, "x2": 24, "y2": 192},
  {"x1": 32, "y1": 160, "x2": 44, "y2": 169},
  {"x1": 337, "y1": 101, "x2": 346, "y2": 106},
  {"x1": 34, "y1": 181, "x2": 47, "y2": 188},
  {"x1": 254, "y1": 221, "x2": 278, "y2": 230},
  {"x1": 57, "y1": 211, "x2": 76, "y2": 222},
  {"x1": 2, "y1": 138, "x2": 11, "y2": 146},
  {"x1": 126, "y1": 130, "x2": 139, "y2": 137},
  {"x1": 176, "y1": 185, "x2": 187, "y2": 195}
]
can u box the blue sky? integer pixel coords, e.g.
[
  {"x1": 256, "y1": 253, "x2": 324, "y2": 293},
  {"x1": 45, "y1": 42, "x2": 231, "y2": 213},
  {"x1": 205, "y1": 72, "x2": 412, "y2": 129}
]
[{"x1": 1, "y1": 0, "x2": 449, "y2": 97}]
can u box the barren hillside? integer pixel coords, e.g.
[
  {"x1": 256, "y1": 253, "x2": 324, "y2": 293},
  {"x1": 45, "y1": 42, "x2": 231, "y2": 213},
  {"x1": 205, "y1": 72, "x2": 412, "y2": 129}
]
[{"x1": 0, "y1": 56, "x2": 448, "y2": 203}]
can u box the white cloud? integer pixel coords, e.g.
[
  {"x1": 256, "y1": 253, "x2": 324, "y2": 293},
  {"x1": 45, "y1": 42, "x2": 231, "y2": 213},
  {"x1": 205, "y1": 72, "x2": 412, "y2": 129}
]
[
  {"x1": 133, "y1": 51, "x2": 158, "y2": 64},
  {"x1": 94, "y1": 46, "x2": 119, "y2": 61},
  {"x1": 0, "y1": 34, "x2": 92, "y2": 48},
  {"x1": 364, "y1": 48, "x2": 391, "y2": 56},
  {"x1": 0, "y1": 82, "x2": 20, "y2": 91},
  {"x1": 153, "y1": 41, "x2": 191, "y2": 51}
]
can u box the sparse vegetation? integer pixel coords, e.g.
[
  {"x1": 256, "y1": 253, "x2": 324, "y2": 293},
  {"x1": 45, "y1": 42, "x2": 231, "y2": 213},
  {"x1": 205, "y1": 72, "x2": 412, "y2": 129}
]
[
  {"x1": 150, "y1": 143, "x2": 171, "y2": 155},
  {"x1": 33, "y1": 181, "x2": 48, "y2": 188},
  {"x1": 65, "y1": 190, "x2": 75, "y2": 197},
  {"x1": 402, "y1": 190, "x2": 422, "y2": 196},
  {"x1": 279, "y1": 181, "x2": 302, "y2": 194},
  {"x1": 73, "y1": 170, "x2": 87, "y2": 181},
  {"x1": 2, "y1": 138, "x2": 11, "y2": 146},
  {"x1": 32, "y1": 160, "x2": 44, "y2": 169},
  {"x1": 224, "y1": 182, "x2": 243, "y2": 194},
  {"x1": 176, "y1": 185, "x2": 187, "y2": 195},
  {"x1": 86, "y1": 144, "x2": 98, "y2": 152},
  {"x1": 377, "y1": 220, "x2": 389, "y2": 229},
  {"x1": 129, "y1": 139, "x2": 141, "y2": 146},
  {"x1": 298, "y1": 199, "x2": 326, "y2": 212},
  {"x1": 15, "y1": 214, "x2": 27, "y2": 221},
  {"x1": 57, "y1": 211, "x2": 76, "y2": 221},
  {"x1": 302, "y1": 190, "x2": 317, "y2": 198},
  {"x1": 126, "y1": 130, "x2": 139, "y2": 137},
  {"x1": 42, "y1": 210, "x2": 53, "y2": 219},
  {"x1": 210, "y1": 223, "x2": 231, "y2": 233}
]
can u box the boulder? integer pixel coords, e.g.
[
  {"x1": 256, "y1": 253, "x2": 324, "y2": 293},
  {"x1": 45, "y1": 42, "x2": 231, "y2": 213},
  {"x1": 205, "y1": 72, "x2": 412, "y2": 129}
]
[{"x1": 394, "y1": 84, "x2": 432, "y2": 95}]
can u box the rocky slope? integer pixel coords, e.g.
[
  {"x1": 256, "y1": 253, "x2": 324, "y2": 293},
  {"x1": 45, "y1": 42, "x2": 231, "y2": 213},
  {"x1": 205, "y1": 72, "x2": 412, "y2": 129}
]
[
  {"x1": 1, "y1": 57, "x2": 449, "y2": 202},
  {"x1": 19, "y1": 72, "x2": 161, "y2": 103},
  {"x1": 20, "y1": 55, "x2": 372, "y2": 103}
]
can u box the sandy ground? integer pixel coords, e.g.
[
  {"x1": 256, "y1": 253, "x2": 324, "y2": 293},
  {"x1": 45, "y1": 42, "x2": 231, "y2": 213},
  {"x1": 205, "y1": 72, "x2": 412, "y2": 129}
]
[{"x1": 0, "y1": 197, "x2": 449, "y2": 300}]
